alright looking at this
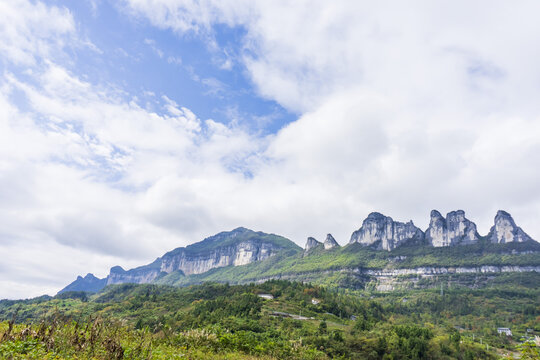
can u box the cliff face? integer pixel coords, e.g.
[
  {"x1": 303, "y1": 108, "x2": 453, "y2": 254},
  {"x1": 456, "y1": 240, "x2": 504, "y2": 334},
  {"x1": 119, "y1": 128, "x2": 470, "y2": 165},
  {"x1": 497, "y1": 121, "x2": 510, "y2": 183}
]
[
  {"x1": 425, "y1": 210, "x2": 479, "y2": 247},
  {"x1": 304, "y1": 237, "x2": 323, "y2": 253},
  {"x1": 59, "y1": 210, "x2": 538, "y2": 294},
  {"x1": 324, "y1": 234, "x2": 340, "y2": 249},
  {"x1": 488, "y1": 210, "x2": 533, "y2": 244},
  {"x1": 159, "y1": 240, "x2": 282, "y2": 275},
  {"x1": 107, "y1": 264, "x2": 163, "y2": 285},
  {"x1": 349, "y1": 212, "x2": 424, "y2": 251},
  {"x1": 106, "y1": 227, "x2": 299, "y2": 286}
]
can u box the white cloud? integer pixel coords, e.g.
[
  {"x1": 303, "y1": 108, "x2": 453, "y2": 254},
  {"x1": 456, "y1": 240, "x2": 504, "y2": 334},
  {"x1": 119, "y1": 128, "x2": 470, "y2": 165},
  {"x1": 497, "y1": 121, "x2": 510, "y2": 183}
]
[
  {"x1": 122, "y1": 0, "x2": 540, "y2": 236},
  {"x1": 0, "y1": 0, "x2": 75, "y2": 66},
  {"x1": 2, "y1": 0, "x2": 540, "y2": 299}
]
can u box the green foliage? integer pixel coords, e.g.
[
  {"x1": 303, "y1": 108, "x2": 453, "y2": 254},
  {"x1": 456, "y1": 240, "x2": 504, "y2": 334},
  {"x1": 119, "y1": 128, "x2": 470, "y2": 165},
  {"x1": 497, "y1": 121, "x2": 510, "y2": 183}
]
[
  {"x1": 0, "y1": 279, "x2": 535, "y2": 359},
  {"x1": 154, "y1": 241, "x2": 540, "y2": 289}
]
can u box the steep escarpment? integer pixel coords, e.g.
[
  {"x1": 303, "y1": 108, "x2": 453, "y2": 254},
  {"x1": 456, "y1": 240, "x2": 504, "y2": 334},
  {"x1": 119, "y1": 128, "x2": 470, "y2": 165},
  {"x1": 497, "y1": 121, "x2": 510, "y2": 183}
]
[
  {"x1": 349, "y1": 212, "x2": 424, "y2": 251},
  {"x1": 303, "y1": 237, "x2": 323, "y2": 253},
  {"x1": 59, "y1": 209, "x2": 538, "y2": 294},
  {"x1": 324, "y1": 234, "x2": 340, "y2": 249},
  {"x1": 110, "y1": 227, "x2": 299, "y2": 284},
  {"x1": 425, "y1": 210, "x2": 480, "y2": 247},
  {"x1": 488, "y1": 210, "x2": 533, "y2": 244},
  {"x1": 351, "y1": 210, "x2": 530, "y2": 251},
  {"x1": 60, "y1": 227, "x2": 300, "y2": 293},
  {"x1": 303, "y1": 234, "x2": 340, "y2": 255}
]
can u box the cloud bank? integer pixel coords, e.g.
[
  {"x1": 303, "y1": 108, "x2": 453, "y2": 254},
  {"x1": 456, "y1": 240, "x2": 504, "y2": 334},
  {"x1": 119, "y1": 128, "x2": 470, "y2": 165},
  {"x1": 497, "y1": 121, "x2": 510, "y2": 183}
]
[{"x1": 1, "y1": 0, "x2": 540, "y2": 298}]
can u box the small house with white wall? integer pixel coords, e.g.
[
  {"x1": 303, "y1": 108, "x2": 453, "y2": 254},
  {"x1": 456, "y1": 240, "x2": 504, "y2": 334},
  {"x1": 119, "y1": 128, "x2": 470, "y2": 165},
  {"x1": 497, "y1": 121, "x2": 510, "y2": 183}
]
[{"x1": 497, "y1": 328, "x2": 512, "y2": 336}]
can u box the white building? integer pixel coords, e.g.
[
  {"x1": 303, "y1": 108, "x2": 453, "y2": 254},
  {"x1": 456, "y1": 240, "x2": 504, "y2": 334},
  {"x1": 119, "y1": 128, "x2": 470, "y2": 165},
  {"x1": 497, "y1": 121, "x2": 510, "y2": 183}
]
[{"x1": 497, "y1": 328, "x2": 512, "y2": 336}]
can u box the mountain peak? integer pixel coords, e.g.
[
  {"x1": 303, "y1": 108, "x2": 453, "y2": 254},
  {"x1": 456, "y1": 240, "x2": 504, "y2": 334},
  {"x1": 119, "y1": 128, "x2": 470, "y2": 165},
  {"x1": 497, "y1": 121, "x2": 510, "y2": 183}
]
[
  {"x1": 489, "y1": 211, "x2": 533, "y2": 243},
  {"x1": 323, "y1": 234, "x2": 339, "y2": 249},
  {"x1": 304, "y1": 237, "x2": 323, "y2": 252},
  {"x1": 430, "y1": 209, "x2": 444, "y2": 219},
  {"x1": 350, "y1": 212, "x2": 423, "y2": 251},
  {"x1": 425, "y1": 209, "x2": 478, "y2": 247},
  {"x1": 58, "y1": 272, "x2": 107, "y2": 294},
  {"x1": 366, "y1": 212, "x2": 388, "y2": 221}
]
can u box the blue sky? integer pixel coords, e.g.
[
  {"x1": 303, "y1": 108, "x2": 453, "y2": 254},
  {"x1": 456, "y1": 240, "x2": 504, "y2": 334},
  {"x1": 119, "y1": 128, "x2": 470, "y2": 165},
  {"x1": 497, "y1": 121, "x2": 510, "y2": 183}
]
[
  {"x1": 1, "y1": 0, "x2": 540, "y2": 298},
  {"x1": 22, "y1": 1, "x2": 294, "y2": 134}
]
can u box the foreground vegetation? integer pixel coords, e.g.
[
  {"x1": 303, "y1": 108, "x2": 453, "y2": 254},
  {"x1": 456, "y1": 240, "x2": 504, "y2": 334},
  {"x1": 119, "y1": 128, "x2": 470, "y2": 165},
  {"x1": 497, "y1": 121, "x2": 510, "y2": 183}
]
[{"x1": 1, "y1": 277, "x2": 539, "y2": 359}]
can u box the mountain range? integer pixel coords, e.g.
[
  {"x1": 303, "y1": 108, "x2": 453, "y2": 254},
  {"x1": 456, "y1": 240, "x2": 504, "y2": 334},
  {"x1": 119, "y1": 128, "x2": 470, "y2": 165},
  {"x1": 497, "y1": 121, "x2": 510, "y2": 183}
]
[{"x1": 60, "y1": 209, "x2": 539, "y2": 294}]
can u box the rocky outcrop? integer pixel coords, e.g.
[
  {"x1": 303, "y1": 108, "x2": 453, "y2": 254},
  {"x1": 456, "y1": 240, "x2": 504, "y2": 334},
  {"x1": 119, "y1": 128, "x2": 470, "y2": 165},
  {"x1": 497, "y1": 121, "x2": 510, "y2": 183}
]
[
  {"x1": 107, "y1": 264, "x2": 163, "y2": 285},
  {"x1": 61, "y1": 227, "x2": 300, "y2": 293},
  {"x1": 58, "y1": 273, "x2": 107, "y2": 293},
  {"x1": 349, "y1": 212, "x2": 424, "y2": 251},
  {"x1": 361, "y1": 265, "x2": 540, "y2": 276},
  {"x1": 488, "y1": 210, "x2": 534, "y2": 243},
  {"x1": 425, "y1": 210, "x2": 479, "y2": 247},
  {"x1": 304, "y1": 237, "x2": 323, "y2": 252},
  {"x1": 59, "y1": 211, "x2": 538, "y2": 294},
  {"x1": 253, "y1": 265, "x2": 540, "y2": 290},
  {"x1": 159, "y1": 241, "x2": 281, "y2": 275},
  {"x1": 111, "y1": 228, "x2": 298, "y2": 283},
  {"x1": 324, "y1": 234, "x2": 340, "y2": 249}
]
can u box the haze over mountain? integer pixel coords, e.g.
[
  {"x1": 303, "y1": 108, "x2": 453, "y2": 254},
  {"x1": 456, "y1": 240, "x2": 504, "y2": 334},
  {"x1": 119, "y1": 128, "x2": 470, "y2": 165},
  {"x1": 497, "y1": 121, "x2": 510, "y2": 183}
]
[{"x1": 2, "y1": 1, "x2": 540, "y2": 299}]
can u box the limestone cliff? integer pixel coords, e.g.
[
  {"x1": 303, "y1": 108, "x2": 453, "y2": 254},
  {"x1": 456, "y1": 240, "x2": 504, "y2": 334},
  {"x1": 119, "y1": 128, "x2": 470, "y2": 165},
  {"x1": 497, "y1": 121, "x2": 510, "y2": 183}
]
[
  {"x1": 304, "y1": 237, "x2": 323, "y2": 252},
  {"x1": 349, "y1": 212, "x2": 424, "y2": 251},
  {"x1": 62, "y1": 227, "x2": 300, "y2": 292},
  {"x1": 323, "y1": 234, "x2": 340, "y2": 249},
  {"x1": 108, "y1": 227, "x2": 299, "y2": 285},
  {"x1": 425, "y1": 210, "x2": 479, "y2": 247},
  {"x1": 488, "y1": 210, "x2": 534, "y2": 243}
]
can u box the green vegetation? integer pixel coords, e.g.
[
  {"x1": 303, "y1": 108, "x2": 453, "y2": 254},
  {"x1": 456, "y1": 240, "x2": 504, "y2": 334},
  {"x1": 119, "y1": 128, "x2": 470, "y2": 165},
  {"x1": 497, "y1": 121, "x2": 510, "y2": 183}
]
[
  {"x1": 155, "y1": 241, "x2": 540, "y2": 288},
  {"x1": 1, "y1": 278, "x2": 538, "y2": 359},
  {"x1": 164, "y1": 227, "x2": 301, "y2": 258}
]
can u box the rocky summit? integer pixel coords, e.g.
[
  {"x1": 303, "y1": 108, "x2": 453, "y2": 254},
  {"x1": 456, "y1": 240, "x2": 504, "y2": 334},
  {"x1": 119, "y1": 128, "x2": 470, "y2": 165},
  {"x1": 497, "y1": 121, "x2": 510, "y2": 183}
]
[
  {"x1": 323, "y1": 234, "x2": 340, "y2": 249},
  {"x1": 60, "y1": 227, "x2": 300, "y2": 293},
  {"x1": 304, "y1": 237, "x2": 323, "y2": 252},
  {"x1": 488, "y1": 210, "x2": 533, "y2": 243},
  {"x1": 349, "y1": 212, "x2": 424, "y2": 251},
  {"x1": 60, "y1": 209, "x2": 537, "y2": 294},
  {"x1": 59, "y1": 273, "x2": 107, "y2": 293},
  {"x1": 349, "y1": 210, "x2": 532, "y2": 251},
  {"x1": 425, "y1": 210, "x2": 479, "y2": 247}
]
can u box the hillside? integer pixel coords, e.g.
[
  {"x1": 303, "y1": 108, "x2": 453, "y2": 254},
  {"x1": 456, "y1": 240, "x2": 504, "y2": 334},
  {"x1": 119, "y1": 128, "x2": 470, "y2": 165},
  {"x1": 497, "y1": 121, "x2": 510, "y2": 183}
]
[
  {"x1": 1, "y1": 279, "x2": 539, "y2": 359},
  {"x1": 60, "y1": 227, "x2": 301, "y2": 293},
  {"x1": 155, "y1": 240, "x2": 540, "y2": 289},
  {"x1": 59, "y1": 210, "x2": 539, "y2": 295}
]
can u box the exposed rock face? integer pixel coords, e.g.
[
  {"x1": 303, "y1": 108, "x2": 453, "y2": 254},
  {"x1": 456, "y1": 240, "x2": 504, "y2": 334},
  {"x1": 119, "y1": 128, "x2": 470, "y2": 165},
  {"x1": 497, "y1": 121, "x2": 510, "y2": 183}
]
[
  {"x1": 425, "y1": 210, "x2": 479, "y2": 247},
  {"x1": 349, "y1": 212, "x2": 424, "y2": 251},
  {"x1": 106, "y1": 227, "x2": 299, "y2": 285},
  {"x1": 159, "y1": 241, "x2": 280, "y2": 275},
  {"x1": 488, "y1": 210, "x2": 534, "y2": 243},
  {"x1": 107, "y1": 264, "x2": 163, "y2": 285},
  {"x1": 304, "y1": 237, "x2": 323, "y2": 252},
  {"x1": 61, "y1": 227, "x2": 300, "y2": 293},
  {"x1": 324, "y1": 234, "x2": 340, "y2": 249}
]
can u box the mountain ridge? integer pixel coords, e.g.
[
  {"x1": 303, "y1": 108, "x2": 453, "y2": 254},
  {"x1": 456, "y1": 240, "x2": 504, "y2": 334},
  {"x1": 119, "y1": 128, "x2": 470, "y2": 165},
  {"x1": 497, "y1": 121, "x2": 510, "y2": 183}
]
[{"x1": 59, "y1": 210, "x2": 538, "y2": 294}]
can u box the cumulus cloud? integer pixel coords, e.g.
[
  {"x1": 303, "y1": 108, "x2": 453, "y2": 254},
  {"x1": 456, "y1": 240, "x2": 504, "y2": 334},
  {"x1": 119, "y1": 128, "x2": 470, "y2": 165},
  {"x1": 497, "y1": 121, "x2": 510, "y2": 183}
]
[
  {"x1": 2, "y1": 0, "x2": 540, "y2": 298},
  {"x1": 0, "y1": 0, "x2": 76, "y2": 66},
  {"x1": 123, "y1": 0, "x2": 540, "y2": 232}
]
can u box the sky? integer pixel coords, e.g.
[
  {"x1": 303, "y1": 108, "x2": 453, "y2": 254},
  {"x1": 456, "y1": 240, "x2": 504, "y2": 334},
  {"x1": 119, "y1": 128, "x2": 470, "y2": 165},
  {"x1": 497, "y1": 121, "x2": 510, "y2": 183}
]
[{"x1": 1, "y1": 0, "x2": 540, "y2": 299}]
